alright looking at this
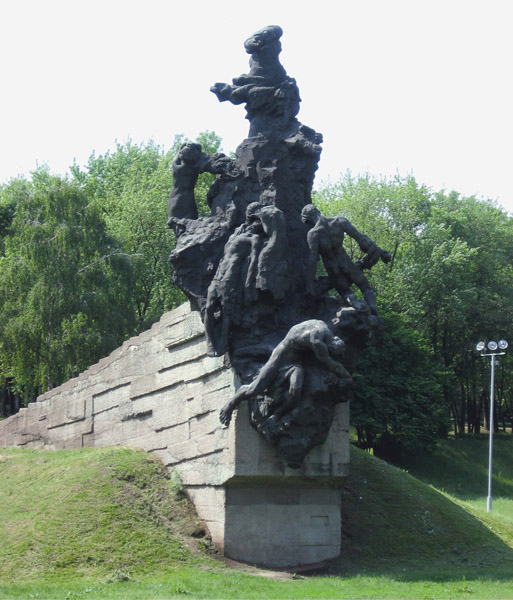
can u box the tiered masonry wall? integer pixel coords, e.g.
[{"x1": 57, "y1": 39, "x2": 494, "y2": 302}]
[{"x1": 0, "y1": 302, "x2": 350, "y2": 567}]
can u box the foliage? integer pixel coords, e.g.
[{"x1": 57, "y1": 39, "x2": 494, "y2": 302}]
[
  {"x1": 2, "y1": 143, "x2": 513, "y2": 451},
  {"x1": 70, "y1": 139, "x2": 182, "y2": 331},
  {"x1": 351, "y1": 312, "x2": 448, "y2": 454},
  {"x1": 70, "y1": 133, "x2": 223, "y2": 331},
  {"x1": 0, "y1": 133, "x2": 226, "y2": 402},
  {"x1": 314, "y1": 173, "x2": 513, "y2": 449},
  {"x1": 0, "y1": 169, "x2": 135, "y2": 397}
]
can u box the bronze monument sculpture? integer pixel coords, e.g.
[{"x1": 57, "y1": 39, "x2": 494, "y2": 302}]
[{"x1": 168, "y1": 25, "x2": 387, "y2": 468}]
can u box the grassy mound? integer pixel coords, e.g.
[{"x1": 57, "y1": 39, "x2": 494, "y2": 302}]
[
  {"x1": 1, "y1": 440, "x2": 513, "y2": 598},
  {"x1": 334, "y1": 445, "x2": 513, "y2": 579},
  {"x1": 0, "y1": 447, "x2": 212, "y2": 581},
  {"x1": 387, "y1": 434, "x2": 513, "y2": 500}
]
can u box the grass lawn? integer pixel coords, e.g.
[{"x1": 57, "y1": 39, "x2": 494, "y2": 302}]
[{"x1": 1, "y1": 439, "x2": 513, "y2": 599}]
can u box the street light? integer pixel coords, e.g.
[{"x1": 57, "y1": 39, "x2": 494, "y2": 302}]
[{"x1": 476, "y1": 339, "x2": 508, "y2": 512}]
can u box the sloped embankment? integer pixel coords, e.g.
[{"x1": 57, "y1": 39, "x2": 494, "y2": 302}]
[
  {"x1": 334, "y1": 445, "x2": 513, "y2": 579},
  {"x1": 2, "y1": 443, "x2": 513, "y2": 583},
  {"x1": 0, "y1": 447, "x2": 213, "y2": 581}
]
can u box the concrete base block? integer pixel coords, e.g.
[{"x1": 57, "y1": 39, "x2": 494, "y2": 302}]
[{"x1": 224, "y1": 484, "x2": 341, "y2": 567}]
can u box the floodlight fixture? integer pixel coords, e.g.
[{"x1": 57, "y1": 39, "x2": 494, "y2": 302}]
[
  {"x1": 476, "y1": 341, "x2": 485, "y2": 351},
  {"x1": 487, "y1": 341, "x2": 498, "y2": 351},
  {"x1": 498, "y1": 340, "x2": 509, "y2": 350}
]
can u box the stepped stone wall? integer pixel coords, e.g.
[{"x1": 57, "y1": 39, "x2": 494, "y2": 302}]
[{"x1": 0, "y1": 302, "x2": 350, "y2": 567}]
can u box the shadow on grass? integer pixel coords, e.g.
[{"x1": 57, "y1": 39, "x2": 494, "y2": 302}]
[
  {"x1": 387, "y1": 434, "x2": 513, "y2": 501},
  {"x1": 325, "y1": 445, "x2": 513, "y2": 583}
]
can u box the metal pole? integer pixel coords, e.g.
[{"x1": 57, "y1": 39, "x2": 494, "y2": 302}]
[{"x1": 487, "y1": 354, "x2": 495, "y2": 512}]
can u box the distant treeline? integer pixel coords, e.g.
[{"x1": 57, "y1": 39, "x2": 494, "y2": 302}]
[{"x1": 1, "y1": 134, "x2": 512, "y2": 454}]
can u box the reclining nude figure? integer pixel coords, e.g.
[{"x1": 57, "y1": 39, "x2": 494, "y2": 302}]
[{"x1": 219, "y1": 319, "x2": 352, "y2": 426}]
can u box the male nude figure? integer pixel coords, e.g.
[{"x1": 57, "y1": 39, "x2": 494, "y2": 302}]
[
  {"x1": 301, "y1": 204, "x2": 390, "y2": 315},
  {"x1": 219, "y1": 319, "x2": 351, "y2": 426}
]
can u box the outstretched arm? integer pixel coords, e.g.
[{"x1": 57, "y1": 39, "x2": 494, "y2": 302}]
[
  {"x1": 210, "y1": 82, "x2": 251, "y2": 105},
  {"x1": 342, "y1": 218, "x2": 391, "y2": 270},
  {"x1": 341, "y1": 218, "x2": 374, "y2": 253}
]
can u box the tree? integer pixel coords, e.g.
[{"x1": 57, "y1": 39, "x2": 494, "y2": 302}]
[
  {"x1": 351, "y1": 312, "x2": 447, "y2": 455},
  {"x1": 70, "y1": 134, "x2": 224, "y2": 332},
  {"x1": 314, "y1": 173, "x2": 513, "y2": 446},
  {"x1": 0, "y1": 169, "x2": 135, "y2": 399}
]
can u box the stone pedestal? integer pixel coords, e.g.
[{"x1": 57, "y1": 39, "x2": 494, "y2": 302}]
[
  {"x1": 179, "y1": 397, "x2": 349, "y2": 568},
  {"x1": 224, "y1": 484, "x2": 342, "y2": 566}
]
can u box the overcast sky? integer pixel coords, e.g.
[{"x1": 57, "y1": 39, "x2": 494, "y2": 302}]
[{"x1": 1, "y1": 0, "x2": 512, "y2": 212}]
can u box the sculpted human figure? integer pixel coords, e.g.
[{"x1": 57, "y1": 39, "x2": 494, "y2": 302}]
[
  {"x1": 168, "y1": 26, "x2": 386, "y2": 466},
  {"x1": 301, "y1": 204, "x2": 390, "y2": 315},
  {"x1": 211, "y1": 25, "x2": 300, "y2": 136},
  {"x1": 256, "y1": 204, "x2": 289, "y2": 300},
  {"x1": 167, "y1": 142, "x2": 236, "y2": 235},
  {"x1": 204, "y1": 203, "x2": 265, "y2": 356},
  {"x1": 219, "y1": 319, "x2": 351, "y2": 426}
]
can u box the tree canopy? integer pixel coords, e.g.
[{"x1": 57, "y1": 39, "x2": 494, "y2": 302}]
[
  {"x1": 314, "y1": 173, "x2": 513, "y2": 451},
  {"x1": 0, "y1": 134, "x2": 223, "y2": 401}
]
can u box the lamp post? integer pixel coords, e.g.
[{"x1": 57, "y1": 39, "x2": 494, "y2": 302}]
[{"x1": 476, "y1": 339, "x2": 508, "y2": 512}]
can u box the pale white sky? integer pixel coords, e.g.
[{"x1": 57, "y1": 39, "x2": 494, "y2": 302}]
[{"x1": 1, "y1": 0, "x2": 512, "y2": 211}]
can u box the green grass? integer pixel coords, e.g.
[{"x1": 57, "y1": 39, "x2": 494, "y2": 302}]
[
  {"x1": 334, "y1": 447, "x2": 513, "y2": 579},
  {"x1": 0, "y1": 447, "x2": 213, "y2": 582},
  {"x1": 385, "y1": 434, "x2": 513, "y2": 577},
  {"x1": 388, "y1": 434, "x2": 513, "y2": 500},
  {"x1": 1, "y1": 441, "x2": 513, "y2": 598}
]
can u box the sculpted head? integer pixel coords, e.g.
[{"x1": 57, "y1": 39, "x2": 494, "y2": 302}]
[
  {"x1": 301, "y1": 204, "x2": 320, "y2": 226},
  {"x1": 329, "y1": 336, "x2": 346, "y2": 357},
  {"x1": 245, "y1": 202, "x2": 264, "y2": 233},
  {"x1": 178, "y1": 142, "x2": 203, "y2": 163},
  {"x1": 244, "y1": 25, "x2": 283, "y2": 55}
]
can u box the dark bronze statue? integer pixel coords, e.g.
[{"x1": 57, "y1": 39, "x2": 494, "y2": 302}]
[
  {"x1": 220, "y1": 319, "x2": 351, "y2": 427},
  {"x1": 204, "y1": 203, "x2": 265, "y2": 357},
  {"x1": 167, "y1": 142, "x2": 236, "y2": 236},
  {"x1": 211, "y1": 25, "x2": 300, "y2": 137},
  {"x1": 301, "y1": 204, "x2": 390, "y2": 316},
  {"x1": 168, "y1": 26, "x2": 388, "y2": 467}
]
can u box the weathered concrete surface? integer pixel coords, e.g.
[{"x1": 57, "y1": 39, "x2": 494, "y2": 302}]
[{"x1": 0, "y1": 302, "x2": 349, "y2": 567}]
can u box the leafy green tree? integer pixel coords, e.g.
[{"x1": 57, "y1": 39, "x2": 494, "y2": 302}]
[
  {"x1": 351, "y1": 313, "x2": 447, "y2": 455},
  {"x1": 0, "y1": 178, "x2": 25, "y2": 255},
  {"x1": 314, "y1": 173, "x2": 513, "y2": 446},
  {"x1": 426, "y1": 193, "x2": 513, "y2": 433},
  {"x1": 71, "y1": 139, "x2": 181, "y2": 330},
  {"x1": 71, "y1": 133, "x2": 224, "y2": 331},
  {"x1": 0, "y1": 169, "x2": 135, "y2": 399}
]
